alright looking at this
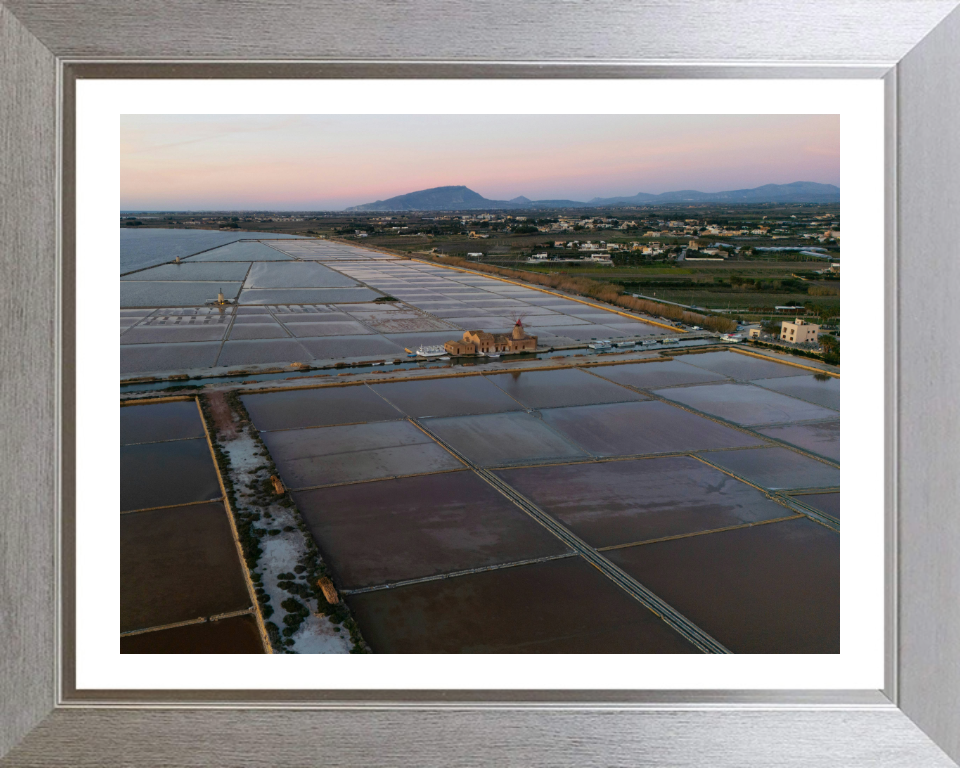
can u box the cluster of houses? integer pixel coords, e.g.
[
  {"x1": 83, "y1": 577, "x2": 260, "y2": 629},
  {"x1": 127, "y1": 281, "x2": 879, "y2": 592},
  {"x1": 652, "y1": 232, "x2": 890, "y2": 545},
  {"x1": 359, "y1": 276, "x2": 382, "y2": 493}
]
[
  {"x1": 454, "y1": 213, "x2": 838, "y2": 244},
  {"x1": 527, "y1": 250, "x2": 614, "y2": 265},
  {"x1": 461, "y1": 216, "x2": 640, "y2": 235}
]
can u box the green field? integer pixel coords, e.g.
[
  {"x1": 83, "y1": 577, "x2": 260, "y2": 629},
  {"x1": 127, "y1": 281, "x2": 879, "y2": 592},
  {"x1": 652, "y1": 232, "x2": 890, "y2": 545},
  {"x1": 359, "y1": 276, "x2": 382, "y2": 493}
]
[
  {"x1": 625, "y1": 288, "x2": 839, "y2": 314},
  {"x1": 520, "y1": 264, "x2": 693, "y2": 276}
]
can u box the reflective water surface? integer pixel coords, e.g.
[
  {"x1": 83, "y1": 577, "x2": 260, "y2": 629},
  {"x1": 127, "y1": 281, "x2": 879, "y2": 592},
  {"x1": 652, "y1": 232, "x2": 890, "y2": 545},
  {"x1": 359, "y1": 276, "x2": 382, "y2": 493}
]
[
  {"x1": 120, "y1": 229, "x2": 298, "y2": 273},
  {"x1": 424, "y1": 411, "x2": 588, "y2": 467},
  {"x1": 589, "y1": 359, "x2": 730, "y2": 390},
  {"x1": 757, "y1": 421, "x2": 840, "y2": 462},
  {"x1": 121, "y1": 614, "x2": 264, "y2": 654},
  {"x1": 262, "y1": 420, "x2": 463, "y2": 488},
  {"x1": 120, "y1": 502, "x2": 251, "y2": 632},
  {"x1": 752, "y1": 373, "x2": 840, "y2": 411},
  {"x1": 485, "y1": 368, "x2": 646, "y2": 409},
  {"x1": 120, "y1": 439, "x2": 222, "y2": 511},
  {"x1": 676, "y1": 351, "x2": 810, "y2": 381},
  {"x1": 496, "y1": 457, "x2": 790, "y2": 548},
  {"x1": 120, "y1": 400, "x2": 205, "y2": 445},
  {"x1": 372, "y1": 376, "x2": 523, "y2": 418},
  {"x1": 654, "y1": 383, "x2": 838, "y2": 426},
  {"x1": 243, "y1": 385, "x2": 401, "y2": 431},
  {"x1": 700, "y1": 447, "x2": 840, "y2": 491},
  {"x1": 794, "y1": 492, "x2": 840, "y2": 519},
  {"x1": 539, "y1": 400, "x2": 766, "y2": 457},
  {"x1": 292, "y1": 471, "x2": 569, "y2": 590}
]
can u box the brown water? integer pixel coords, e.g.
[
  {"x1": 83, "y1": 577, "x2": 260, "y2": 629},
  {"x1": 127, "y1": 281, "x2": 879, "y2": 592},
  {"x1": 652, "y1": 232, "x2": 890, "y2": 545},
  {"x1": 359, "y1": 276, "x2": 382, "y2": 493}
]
[
  {"x1": 120, "y1": 400, "x2": 205, "y2": 445},
  {"x1": 345, "y1": 556, "x2": 699, "y2": 653},
  {"x1": 605, "y1": 517, "x2": 839, "y2": 653},
  {"x1": 293, "y1": 471, "x2": 569, "y2": 590},
  {"x1": 496, "y1": 456, "x2": 790, "y2": 548},
  {"x1": 484, "y1": 368, "x2": 646, "y2": 409},
  {"x1": 539, "y1": 400, "x2": 766, "y2": 457},
  {"x1": 121, "y1": 502, "x2": 251, "y2": 632},
  {"x1": 120, "y1": 439, "x2": 222, "y2": 511},
  {"x1": 121, "y1": 613, "x2": 263, "y2": 654}
]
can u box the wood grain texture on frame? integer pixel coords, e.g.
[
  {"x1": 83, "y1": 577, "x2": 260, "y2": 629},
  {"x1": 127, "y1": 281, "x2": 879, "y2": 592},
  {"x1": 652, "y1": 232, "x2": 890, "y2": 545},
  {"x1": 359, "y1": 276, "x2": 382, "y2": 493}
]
[
  {"x1": 0, "y1": 3, "x2": 57, "y2": 759},
  {"x1": 2, "y1": 0, "x2": 960, "y2": 766},
  {"x1": 3, "y1": 0, "x2": 959, "y2": 63},
  {"x1": 3, "y1": 709, "x2": 959, "y2": 768},
  {"x1": 896, "y1": 4, "x2": 960, "y2": 762}
]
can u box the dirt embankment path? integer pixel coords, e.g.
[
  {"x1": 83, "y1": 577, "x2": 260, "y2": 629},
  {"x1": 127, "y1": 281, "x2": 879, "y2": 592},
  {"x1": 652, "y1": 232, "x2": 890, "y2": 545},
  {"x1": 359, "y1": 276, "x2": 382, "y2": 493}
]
[{"x1": 205, "y1": 390, "x2": 238, "y2": 440}]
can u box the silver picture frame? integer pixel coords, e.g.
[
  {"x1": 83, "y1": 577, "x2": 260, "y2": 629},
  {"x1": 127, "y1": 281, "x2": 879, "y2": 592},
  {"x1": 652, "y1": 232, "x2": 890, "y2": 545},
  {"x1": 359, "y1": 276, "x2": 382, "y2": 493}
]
[{"x1": 2, "y1": 1, "x2": 959, "y2": 764}]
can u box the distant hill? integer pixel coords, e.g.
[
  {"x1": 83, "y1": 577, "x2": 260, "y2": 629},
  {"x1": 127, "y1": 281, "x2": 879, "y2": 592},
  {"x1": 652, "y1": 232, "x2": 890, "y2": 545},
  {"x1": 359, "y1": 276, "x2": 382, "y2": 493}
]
[
  {"x1": 589, "y1": 182, "x2": 841, "y2": 205},
  {"x1": 345, "y1": 182, "x2": 839, "y2": 211},
  {"x1": 346, "y1": 186, "x2": 495, "y2": 212}
]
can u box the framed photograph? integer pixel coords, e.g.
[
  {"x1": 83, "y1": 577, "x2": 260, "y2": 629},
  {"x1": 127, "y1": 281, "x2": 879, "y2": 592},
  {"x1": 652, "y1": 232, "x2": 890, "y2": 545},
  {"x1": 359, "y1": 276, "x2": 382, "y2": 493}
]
[{"x1": 2, "y1": 1, "x2": 960, "y2": 766}]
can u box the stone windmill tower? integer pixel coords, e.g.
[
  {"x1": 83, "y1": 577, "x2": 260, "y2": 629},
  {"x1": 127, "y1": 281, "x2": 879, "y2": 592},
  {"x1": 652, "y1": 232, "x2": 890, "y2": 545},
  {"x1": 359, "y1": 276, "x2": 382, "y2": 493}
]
[
  {"x1": 507, "y1": 313, "x2": 537, "y2": 351},
  {"x1": 512, "y1": 315, "x2": 528, "y2": 340}
]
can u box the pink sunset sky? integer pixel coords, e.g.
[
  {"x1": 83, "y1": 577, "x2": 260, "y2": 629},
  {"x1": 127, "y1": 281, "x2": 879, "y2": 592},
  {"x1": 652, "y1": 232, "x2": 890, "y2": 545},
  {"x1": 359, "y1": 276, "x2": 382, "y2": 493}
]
[{"x1": 120, "y1": 114, "x2": 839, "y2": 210}]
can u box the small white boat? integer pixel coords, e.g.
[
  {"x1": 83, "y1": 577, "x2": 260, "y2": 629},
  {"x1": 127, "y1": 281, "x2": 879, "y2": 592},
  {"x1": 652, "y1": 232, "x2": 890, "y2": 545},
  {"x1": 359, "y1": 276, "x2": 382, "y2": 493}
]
[
  {"x1": 486, "y1": 353, "x2": 501, "y2": 358},
  {"x1": 412, "y1": 345, "x2": 446, "y2": 358},
  {"x1": 588, "y1": 340, "x2": 612, "y2": 349},
  {"x1": 615, "y1": 341, "x2": 636, "y2": 348},
  {"x1": 720, "y1": 334, "x2": 742, "y2": 344},
  {"x1": 439, "y1": 356, "x2": 451, "y2": 361},
  {"x1": 660, "y1": 338, "x2": 679, "y2": 345}
]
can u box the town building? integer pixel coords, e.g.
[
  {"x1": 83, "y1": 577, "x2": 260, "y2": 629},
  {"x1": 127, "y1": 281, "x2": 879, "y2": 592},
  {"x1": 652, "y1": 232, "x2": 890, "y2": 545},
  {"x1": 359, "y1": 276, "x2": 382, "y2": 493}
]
[
  {"x1": 444, "y1": 321, "x2": 538, "y2": 356},
  {"x1": 443, "y1": 337, "x2": 480, "y2": 355},
  {"x1": 781, "y1": 318, "x2": 821, "y2": 344}
]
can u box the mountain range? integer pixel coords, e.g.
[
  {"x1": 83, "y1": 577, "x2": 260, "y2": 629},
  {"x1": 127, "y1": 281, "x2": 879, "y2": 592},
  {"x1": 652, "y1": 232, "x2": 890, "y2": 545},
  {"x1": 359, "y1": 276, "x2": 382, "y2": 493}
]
[{"x1": 345, "y1": 182, "x2": 840, "y2": 211}]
